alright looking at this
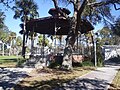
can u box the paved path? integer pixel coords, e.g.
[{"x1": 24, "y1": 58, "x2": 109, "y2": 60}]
[
  {"x1": 54, "y1": 64, "x2": 120, "y2": 90},
  {"x1": 0, "y1": 68, "x2": 33, "y2": 90},
  {"x1": 0, "y1": 61, "x2": 120, "y2": 90}
]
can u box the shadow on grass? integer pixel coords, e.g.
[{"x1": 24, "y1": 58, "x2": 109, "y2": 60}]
[
  {"x1": 14, "y1": 77, "x2": 110, "y2": 90},
  {"x1": 0, "y1": 68, "x2": 29, "y2": 89}
]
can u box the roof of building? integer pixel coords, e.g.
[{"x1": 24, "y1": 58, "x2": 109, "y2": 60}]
[{"x1": 26, "y1": 16, "x2": 94, "y2": 35}]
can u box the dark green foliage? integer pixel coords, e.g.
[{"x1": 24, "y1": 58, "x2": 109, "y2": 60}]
[
  {"x1": 38, "y1": 34, "x2": 49, "y2": 47},
  {"x1": 112, "y1": 17, "x2": 120, "y2": 37},
  {"x1": 16, "y1": 36, "x2": 22, "y2": 46},
  {"x1": 97, "y1": 52, "x2": 104, "y2": 67},
  {"x1": 13, "y1": 0, "x2": 39, "y2": 21},
  {"x1": 0, "y1": 10, "x2": 5, "y2": 29},
  {"x1": 48, "y1": 62, "x2": 60, "y2": 68},
  {"x1": 72, "y1": 62, "x2": 83, "y2": 67},
  {"x1": 82, "y1": 60, "x2": 94, "y2": 66},
  {"x1": 16, "y1": 58, "x2": 26, "y2": 67}
]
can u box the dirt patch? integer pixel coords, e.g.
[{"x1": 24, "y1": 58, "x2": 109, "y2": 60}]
[{"x1": 15, "y1": 67, "x2": 95, "y2": 89}]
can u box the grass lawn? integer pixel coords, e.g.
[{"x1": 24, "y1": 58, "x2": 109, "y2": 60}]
[
  {"x1": 15, "y1": 67, "x2": 95, "y2": 90},
  {"x1": 109, "y1": 69, "x2": 120, "y2": 89},
  {"x1": 0, "y1": 56, "x2": 23, "y2": 67}
]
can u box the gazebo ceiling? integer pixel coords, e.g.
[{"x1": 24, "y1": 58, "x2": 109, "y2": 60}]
[
  {"x1": 26, "y1": 16, "x2": 70, "y2": 35},
  {"x1": 26, "y1": 16, "x2": 94, "y2": 35}
]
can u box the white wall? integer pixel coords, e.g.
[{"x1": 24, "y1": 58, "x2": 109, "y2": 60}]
[{"x1": 103, "y1": 45, "x2": 120, "y2": 61}]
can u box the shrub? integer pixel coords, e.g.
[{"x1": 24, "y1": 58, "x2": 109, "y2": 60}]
[
  {"x1": 97, "y1": 52, "x2": 104, "y2": 67},
  {"x1": 48, "y1": 62, "x2": 60, "y2": 68},
  {"x1": 82, "y1": 60, "x2": 94, "y2": 66},
  {"x1": 16, "y1": 58, "x2": 26, "y2": 67}
]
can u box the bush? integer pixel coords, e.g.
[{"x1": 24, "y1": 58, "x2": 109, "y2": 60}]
[
  {"x1": 16, "y1": 58, "x2": 26, "y2": 67},
  {"x1": 48, "y1": 62, "x2": 60, "y2": 68},
  {"x1": 72, "y1": 62, "x2": 83, "y2": 67},
  {"x1": 82, "y1": 60, "x2": 94, "y2": 66},
  {"x1": 97, "y1": 52, "x2": 104, "y2": 67}
]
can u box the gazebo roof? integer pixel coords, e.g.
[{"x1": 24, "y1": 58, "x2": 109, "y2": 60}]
[{"x1": 26, "y1": 16, "x2": 94, "y2": 35}]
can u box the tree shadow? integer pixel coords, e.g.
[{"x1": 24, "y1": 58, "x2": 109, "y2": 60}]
[
  {"x1": 14, "y1": 77, "x2": 110, "y2": 90},
  {"x1": 104, "y1": 57, "x2": 120, "y2": 66},
  {"x1": 53, "y1": 78, "x2": 109, "y2": 90},
  {"x1": 0, "y1": 68, "x2": 29, "y2": 89}
]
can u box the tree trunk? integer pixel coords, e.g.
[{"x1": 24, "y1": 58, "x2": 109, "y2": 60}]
[
  {"x1": 62, "y1": 17, "x2": 77, "y2": 70},
  {"x1": 22, "y1": 33, "x2": 26, "y2": 58},
  {"x1": 62, "y1": 0, "x2": 87, "y2": 70},
  {"x1": 90, "y1": 31, "x2": 95, "y2": 64},
  {"x1": 22, "y1": 20, "x2": 26, "y2": 58}
]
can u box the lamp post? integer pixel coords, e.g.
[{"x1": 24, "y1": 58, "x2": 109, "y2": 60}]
[
  {"x1": 94, "y1": 33, "x2": 98, "y2": 67},
  {"x1": 94, "y1": 37, "x2": 97, "y2": 67}
]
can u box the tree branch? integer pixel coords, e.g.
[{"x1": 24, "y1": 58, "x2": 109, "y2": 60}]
[
  {"x1": 113, "y1": 3, "x2": 120, "y2": 10},
  {"x1": 52, "y1": 0, "x2": 59, "y2": 9},
  {"x1": 75, "y1": 0, "x2": 87, "y2": 34},
  {"x1": 88, "y1": 0, "x2": 120, "y2": 8},
  {"x1": 67, "y1": 0, "x2": 75, "y2": 4},
  {"x1": 52, "y1": 0, "x2": 69, "y2": 18},
  {"x1": 78, "y1": 0, "x2": 87, "y2": 16}
]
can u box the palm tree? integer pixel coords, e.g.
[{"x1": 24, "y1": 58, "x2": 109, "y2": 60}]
[
  {"x1": 13, "y1": 0, "x2": 39, "y2": 58},
  {"x1": 8, "y1": 32, "x2": 16, "y2": 56},
  {"x1": 16, "y1": 36, "x2": 22, "y2": 55},
  {"x1": 0, "y1": 10, "x2": 5, "y2": 29}
]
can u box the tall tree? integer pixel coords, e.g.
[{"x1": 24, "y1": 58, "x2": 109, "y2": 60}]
[
  {"x1": 97, "y1": 27, "x2": 120, "y2": 45},
  {"x1": 112, "y1": 17, "x2": 120, "y2": 36},
  {"x1": 16, "y1": 36, "x2": 22, "y2": 46},
  {"x1": 8, "y1": 32, "x2": 16, "y2": 55},
  {"x1": 51, "y1": 0, "x2": 120, "y2": 70},
  {"x1": 111, "y1": 17, "x2": 120, "y2": 44},
  {"x1": 15, "y1": 36, "x2": 22, "y2": 55},
  {"x1": 38, "y1": 34, "x2": 49, "y2": 47},
  {"x1": 13, "y1": 0, "x2": 39, "y2": 58},
  {"x1": 0, "y1": 10, "x2": 5, "y2": 29}
]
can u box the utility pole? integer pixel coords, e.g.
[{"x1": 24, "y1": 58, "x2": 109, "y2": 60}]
[
  {"x1": 94, "y1": 38, "x2": 97, "y2": 67},
  {"x1": 94, "y1": 33, "x2": 97, "y2": 67}
]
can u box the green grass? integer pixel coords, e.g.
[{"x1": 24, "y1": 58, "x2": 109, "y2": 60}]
[
  {"x1": 0, "y1": 56, "x2": 21, "y2": 63},
  {"x1": 109, "y1": 69, "x2": 120, "y2": 89},
  {"x1": 0, "y1": 56, "x2": 21, "y2": 59},
  {"x1": 0, "y1": 55, "x2": 24, "y2": 67}
]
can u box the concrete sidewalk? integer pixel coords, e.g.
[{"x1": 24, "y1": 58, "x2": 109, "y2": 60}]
[{"x1": 54, "y1": 65, "x2": 120, "y2": 90}]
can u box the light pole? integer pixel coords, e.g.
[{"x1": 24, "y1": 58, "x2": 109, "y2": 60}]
[
  {"x1": 94, "y1": 33, "x2": 98, "y2": 67},
  {"x1": 94, "y1": 37, "x2": 97, "y2": 67}
]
